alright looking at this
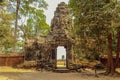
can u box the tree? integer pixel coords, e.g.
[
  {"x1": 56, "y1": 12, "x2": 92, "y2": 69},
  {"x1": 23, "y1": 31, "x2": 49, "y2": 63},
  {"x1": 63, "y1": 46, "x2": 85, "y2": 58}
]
[
  {"x1": 106, "y1": 0, "x2": 120, "y2": 75},
  {"x1": 8, "y1": 0, "x2": 50, "y2": 52},
  {"x1": 0, "y1": 26, "x2": 14, "y2": 53},
  {"x1": 106, "y1": 33, "x2": 114, "y2": 74},
  {"x1": 116, "y1": 27, "x2": 120, "y2": 68},
  {"x1": 62, "y1": 55, "x2": 65, "y2": 60},
  {"x1": 68, "y1": 0, "x2": 120, "y2": 75},
  {"x1": 14, "y1": 0, "x2": 20, "y2": 53},
  {"x1": 0, "y1": 0, "x2": 3, "y2": 2},
  {"x1": 0, "y1": 0, "x2": 49, "y2": 53},
  {"x1": 112, "y1": 0, "x2": 120, "y2": 73},
  {"x1": 68, "y1": 0, "x2": 111, "y2": 60},
  {"x1": 0, "y1": 1, "x2": 14, "y2": 53},
  {"x1": 19, "y1": 1, "x2": 49, "y2": 38}
]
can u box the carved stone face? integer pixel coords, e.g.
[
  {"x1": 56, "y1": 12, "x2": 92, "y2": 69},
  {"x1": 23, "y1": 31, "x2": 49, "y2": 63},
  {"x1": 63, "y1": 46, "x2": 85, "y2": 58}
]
[{"x1": 51, "y1": 2, "x2": 71, "y2": 32}]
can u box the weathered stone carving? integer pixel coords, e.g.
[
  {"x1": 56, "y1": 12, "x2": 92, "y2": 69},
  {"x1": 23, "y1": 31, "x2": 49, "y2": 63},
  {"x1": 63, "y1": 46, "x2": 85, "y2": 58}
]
[
  {"x1": 51, "y1": 2, "x2": 72, "y2": 33},
  {"x1": 25, "y1": 2, "x2": 73, "y2": 69}
]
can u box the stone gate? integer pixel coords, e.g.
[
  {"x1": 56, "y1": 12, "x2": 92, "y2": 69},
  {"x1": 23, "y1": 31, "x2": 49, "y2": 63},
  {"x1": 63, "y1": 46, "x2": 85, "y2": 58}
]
[
  {"x1": 25, "y1": 2, "x2": 73, "y2": 69},
  {"x1": 44, "y1": 2, "x2": 73, "y2": 69}
]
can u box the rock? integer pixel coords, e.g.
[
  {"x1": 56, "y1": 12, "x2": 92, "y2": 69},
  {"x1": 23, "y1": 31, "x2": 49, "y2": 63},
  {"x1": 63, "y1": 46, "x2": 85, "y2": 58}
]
[{"x1": 17, "y1": 61, "x2": 37, "y2": 69}]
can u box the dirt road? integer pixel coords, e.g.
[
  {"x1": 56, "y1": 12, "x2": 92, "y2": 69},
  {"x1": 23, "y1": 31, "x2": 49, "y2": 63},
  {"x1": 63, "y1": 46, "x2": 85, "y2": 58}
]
[
  {"x1": 0, "y1": 71, "x2": 120, "y2": 80},
  {"x1": 0, "y1": 67, "x2": 120, "y2": 80}
]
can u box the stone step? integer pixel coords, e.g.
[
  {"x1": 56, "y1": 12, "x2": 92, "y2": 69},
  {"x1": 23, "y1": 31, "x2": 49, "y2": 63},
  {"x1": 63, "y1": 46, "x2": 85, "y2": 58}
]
[
  {"x1": 53, "y1": 67, "x2": 69, "y2": 73},
  {"x1": 57, "y1": 67, "x2": 66, "y2": 69}
]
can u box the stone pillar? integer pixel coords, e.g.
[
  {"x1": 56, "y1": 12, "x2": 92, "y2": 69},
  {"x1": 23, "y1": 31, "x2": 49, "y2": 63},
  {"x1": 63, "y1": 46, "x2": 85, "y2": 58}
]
[
  {"x1": 66, "y1": 45, "x2": 72, "y2": 69},
  {"x1": 55, "y1": 48, "x2": 57, "y2": 68}
]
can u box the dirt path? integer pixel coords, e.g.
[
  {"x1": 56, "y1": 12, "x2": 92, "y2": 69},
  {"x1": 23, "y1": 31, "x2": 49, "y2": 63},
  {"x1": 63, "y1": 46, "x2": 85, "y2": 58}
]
[
  {"x1": 0, "y1": 67, "x2": 120, "y2": 80},
  {"x1": 0, "y1": 71, "x2": 120, "y2": 80}
]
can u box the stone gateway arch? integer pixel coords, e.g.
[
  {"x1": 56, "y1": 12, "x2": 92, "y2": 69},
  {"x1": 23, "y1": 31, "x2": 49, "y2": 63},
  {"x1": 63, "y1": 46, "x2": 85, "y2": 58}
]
[
  {"x1": 25, "y1": 2, "x2": 73, "y2": 70},
  {"x1": 44, "y1": 2, "x2": 73, "y2": 69}
]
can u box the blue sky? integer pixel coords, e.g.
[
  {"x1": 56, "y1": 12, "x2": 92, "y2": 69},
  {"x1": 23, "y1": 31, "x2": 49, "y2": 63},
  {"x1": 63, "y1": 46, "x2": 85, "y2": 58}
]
[{"x1": 44, "y1": 0, "x2": 69, "y2": 59}]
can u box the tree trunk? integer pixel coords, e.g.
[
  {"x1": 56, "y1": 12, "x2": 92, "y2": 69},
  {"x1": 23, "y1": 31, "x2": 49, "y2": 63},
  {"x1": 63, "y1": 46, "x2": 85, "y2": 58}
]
[
  {"x1": 0, "y1": 0, "x2": 3, "y2": 2},
  {"x1": 115, "y1": 31, "x2": 120, "y2": 68},
  {"x1": 105, "y1": 0, "x2": 110, "y2": 3},
  {"x1": 13, "y1": 0, "x2": 20, "y2": 53},
  {"x1": 106, "y1": 33, "x2": 115, "y2": 75}
]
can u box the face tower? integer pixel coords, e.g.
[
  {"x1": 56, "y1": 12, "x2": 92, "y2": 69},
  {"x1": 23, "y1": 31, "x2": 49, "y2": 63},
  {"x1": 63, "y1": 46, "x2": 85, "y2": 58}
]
[{"x1": 45, "y1": 2, "x2": 73, "y2": 69}]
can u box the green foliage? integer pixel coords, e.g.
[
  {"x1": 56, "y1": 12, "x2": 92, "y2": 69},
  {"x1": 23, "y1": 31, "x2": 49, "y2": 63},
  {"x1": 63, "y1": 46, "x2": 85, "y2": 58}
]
[
  {"x1": 0, "y1": 1, "x2": 14, "y2": 53},
  {"x1": 68, "y1": 0, "x2": 120, "y2": 61},
  {"x1": 0, "y1": 0, "x2": 49, "y2": 53},
  {"x1": 0, "y1": 25, "x2": 14, "y2": 53},
  {"x1": 0, "y1": 0, "x2": 3, "y2": 2},
  {"x1": 16, "y1": 0, "x2": 50, "y2": 38},
  {"x1": 62, "y1": 55, "x2": 65, "y2": 60},
  {"x1": 10, "y1": 0, "x2": 49, "y2": 50}
]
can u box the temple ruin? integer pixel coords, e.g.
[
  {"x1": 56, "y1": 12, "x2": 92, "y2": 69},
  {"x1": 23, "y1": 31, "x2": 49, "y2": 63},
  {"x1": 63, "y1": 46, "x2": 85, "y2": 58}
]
[{"x1": 25, "y1": 2, "x2": 73, "y2": 70}]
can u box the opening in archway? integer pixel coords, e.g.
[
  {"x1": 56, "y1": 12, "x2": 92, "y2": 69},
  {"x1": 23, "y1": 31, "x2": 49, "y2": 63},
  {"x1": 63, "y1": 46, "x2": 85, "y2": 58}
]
[{"x1": 57, "y1": 46, "x2": 66, "y2": 67}]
